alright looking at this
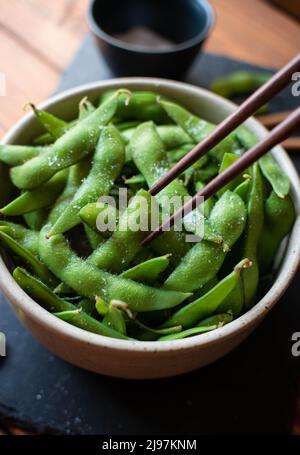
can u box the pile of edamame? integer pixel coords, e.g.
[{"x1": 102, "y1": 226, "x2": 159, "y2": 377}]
[{"x1": 0, "y1": 90, "x2": 295, "y2": 341}]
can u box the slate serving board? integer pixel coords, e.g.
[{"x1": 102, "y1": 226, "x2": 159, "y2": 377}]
[{"x1": 0, "y1": 34, "x2": 299, "y2": 435}]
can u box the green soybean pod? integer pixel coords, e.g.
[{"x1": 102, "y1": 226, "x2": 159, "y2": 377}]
[
  {"x1": 211, "y1": 71, "x2": 270, "y2": 98},
  {"x1": 11, "y1": 89, "x2": 129, "y2": 190},
  {"x1": 48, "y1": 124, "x2": 125, "y2": 236},
  {"x1": 194, "y1": 162, "x2": 219, "y2": 182},
  {"x1": 168, "y1": 144, "x2": 196, "y2": 164},
  {"x1": 24, "y1": 209, "x2": 48, "y2": 230},
  {"x1": 130, "y1": 121, "x2": 189, "y2": 211},
  {"x1": 259, "y1": 154, "x2": 290, "y2": 199},
  {"x1": 156, "y1": 125, "x2": 193, "y2": 149},
  {"x1": 151, "y1": 231, "x2": 191, "y2": 266},
  {"x1": 121, "y1": 124, "x2": 192, "y2": 150},
  {"x1": 217, "y1": 280, "x2": 245, "y2": 317},
  {"x1": 30, "y1": 104, "x2": 69, "y2": 139},
  {"x1": 234, "y1": 177, "x2": 251, "y2": 203},
  {"x1": 0, "y1": 169, "x2": 68, "y2": 216},
  {"x1": 158, "y1": 325, "x2": 218, "y2": 341},
  {"x1": 78, "y1": 98, "x2": 96, "y2": 120},
  {"x1": 159, "y1": 100, "x2": 241, "y2": 163},
  {"x1": 13, "y1": 267, "x2": 129, "y2": 340},
  {"x1": 32, "y1": 98, "x2": 95, "y2": 145},
  {"x1": 130, "y1": 121, "x2": 192, "y2": 263},
  {"x1": 124, "y1": 174, "x2": 146, "y2": 186},
  {"x1": 116, "y1": 120, "x2": 140, "y2": 132},
  {"x1": 79, "y1": 202, "x2": 119, "y2": 235},
  {"x1": 258, "y1": 191, "x2": 295, "y2": 274},
  {"x1": 183, "y1": 204, "x2": 223, "y2": 246},
  {"x1": 197, "y1": 311, "x2": 233, "y2": 328},
  {"x1": 33, "y1": 132, "x2": 55, "y2": 146},
  {"x1": 103, "y1": 304, "x2": 127, "y2": 336},
  {"x1": 192, "y1": 276, "x2": 219, "y2": 300},
  {"x1": 162, "y1": 259, "x2": 251, "y2": 329},
  {"x1": 48, "y1": 159, "x2": 91, "y2": 226},
  {"x1": 236, "y1": 126, "x2": 290, "y2": 198},
  {"x1": 0, "y1": 144, "x2": 50, "y2": 166},
  {"x1": 88, "y1": 189, "x2": 154, "y2": 273},
  {"x1": 0, "y1": 221, "x2": 40, "y2": 256},
  {"x1": 84, "y1": 224, "x2": 105, "y2": 250},
  {"x1": 120, "y1": 254, "x2": 171, "y2": 283},
  {"x1": 217, "y1": 152, "x2": 243, "y2": 195},
  {"x1": 242, "y1": 163, "x2": 264, "y2": 308},
  {"x1": 164, "y1": 191, "x2": 247, "y2": 292},
  {"x1": 129, "y1": 319, "x2": 182, "y2": 341},
  {"x1": 38, "y1": 225, "x2": 191, "y2": 313},
  {"x1": 101, "y1": 90, "x2": 170, "y2": 123},
  {"x1": 0, "y1": 230, "x2": 55, "y2": 286}
]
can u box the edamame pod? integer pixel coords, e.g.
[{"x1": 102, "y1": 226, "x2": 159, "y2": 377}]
[
  {"x1": 101, "y1": 90, "x2": 170, "y2": 123},
  {"x1": 164, "y1": 191, "x2": 247, "y2": 292},
  {"x1": 0, "y1": 221, "x2": 39, "y2": 256},
  {"x1": 0, "y1": 169, "x2": 68, "y2": 216},
  {"x1": 84, "y1": 224, "x2": 105, "y2": 250},
  {"x1": 236, "y1": 127, "x2": 290, "y2": 198},
  {"x1": 11, "y1": 89, "x2": 130, "y2": 190},
  {"x1": 130, "y1": 121, "x2": 192, "y2": 262},
  {"x1": 122, "y1": 124, "x2": 192, "y2": 149},
  {"x1": 39, "y1": 225, "x2": 191, "y2": 312},
  {"x1": 258, "y1": 191, "x2": 295, "y2": 273},
  {"x1": 48, "y1": 159, "x2": 91, "y2": 225},
  {"x1": 31, "y1": 104, "x2": 68, "y2": 139},
  {"x1": 217, "y1": 280, "x2": 245, "y2": 317},
  {"x1": 168, "y1": 144, "x2": 196, "y2": 164},
  {"x1": 159, "y1": 325, "x2": 218, "y2": 341},
  {"x1": 234, "y1": 178, "x2": 251, "y2": 203},
  {"x1": 0, "y1": 230, "x2": 55, "y2": 286},
  {"x1": 79, "y1": 202, "x2": 119, "y2": 235},
  {"x1": 241, "y1": 163, "x2": 264, "y2": 307},
  {"x1": 120, "y1": 254, "x2": 171, "y2": 283},
  {"x1": 24, "y1": 209, "x2": 48, "y2": 231},
  {"x1": 32, "y1": 99, "x2": 95, "y2": 145},
  {"x1": 217, "y1": 152, "x2": 243, "y2": 195},
  {"x1": 162, "y1": 259, "x2": 251, "y2": 329},
  {"x1": 48, "y1": 124, "x2": 125, "y2": 236},
  {"x1": 211, "y1": 71, "x2": 270, "y2": 98},
  {"x1": 130, "y1": 121, "x2": 188, "y2": 212},
  {"x1": 197, "y1": 311, "x2": 233, "y2": 328},
  {"x1": 160, "y1": 100, "x2": 241, "y2": 163},
  {"x1": 88, "y1": 190, "x2": 154, "y2": 273},
  {"x1": 103, "y1": 303, "x2": 127, "y2": 335},
  {"x1": 13, "y1": 267, "x2": 129, "y2": 340},
  {"x1": 0, "y1": 144, "x2": 49, "y2": 166}
]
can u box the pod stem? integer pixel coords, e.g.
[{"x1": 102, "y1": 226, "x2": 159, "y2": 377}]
[{"x1": 234, "y1": 258, "x2": 253, "y2": 276}]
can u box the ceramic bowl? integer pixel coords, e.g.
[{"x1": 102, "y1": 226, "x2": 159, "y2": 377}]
[{"x1": 0, "y1": 78, "x2": 299, "y2": 379}]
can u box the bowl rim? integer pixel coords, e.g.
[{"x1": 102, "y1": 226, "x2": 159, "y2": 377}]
[
  {"x1": 1, "y1": 77, "x2": 300, "y2": 354},
  {"x1": 86, "y1": 0, "x2": 215, "y2": 55}
]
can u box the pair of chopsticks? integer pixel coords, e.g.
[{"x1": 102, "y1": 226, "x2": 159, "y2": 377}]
[
  {"x1": 258, "y1": 110, "x2": 300, "y2": 151},
  {"x1": 142, "y1": 54, "x2": 300, "y2": 246}
]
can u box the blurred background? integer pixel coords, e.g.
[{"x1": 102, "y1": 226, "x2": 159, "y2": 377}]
[{"x1": 0, "y1": 0, "x2": 299, "y2": 138}]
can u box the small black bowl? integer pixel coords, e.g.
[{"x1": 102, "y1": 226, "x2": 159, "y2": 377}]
[{"x1": 87, "y1": 0, "x2": 214, "y2": 79}]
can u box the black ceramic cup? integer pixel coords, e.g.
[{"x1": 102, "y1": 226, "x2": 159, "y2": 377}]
[{"x1": 87, "y1": 0, "x2": 214, "y2": 79}]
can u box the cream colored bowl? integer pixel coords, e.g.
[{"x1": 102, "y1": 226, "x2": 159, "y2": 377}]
[{"x1": 0, "y1": 78, "x2": 299, "y2": 379}]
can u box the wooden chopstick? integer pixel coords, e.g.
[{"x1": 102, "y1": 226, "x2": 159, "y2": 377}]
[
  {"x1": 142, "y1": 107, "x2": 300, "y2": 246},
  {"x1": 257, "y1": 110, "x2": 293, "y2": 128},
  {"x1": 149, "y1": 54, "x2": 300, "y2": 197},
  {"x1": 257, "y1": 111, "x2": 300, "y2": 151}
]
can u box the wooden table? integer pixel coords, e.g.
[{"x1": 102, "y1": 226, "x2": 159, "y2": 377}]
[{"x1": 0, "y1": 0, "x2": 299, "y2": 435}]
